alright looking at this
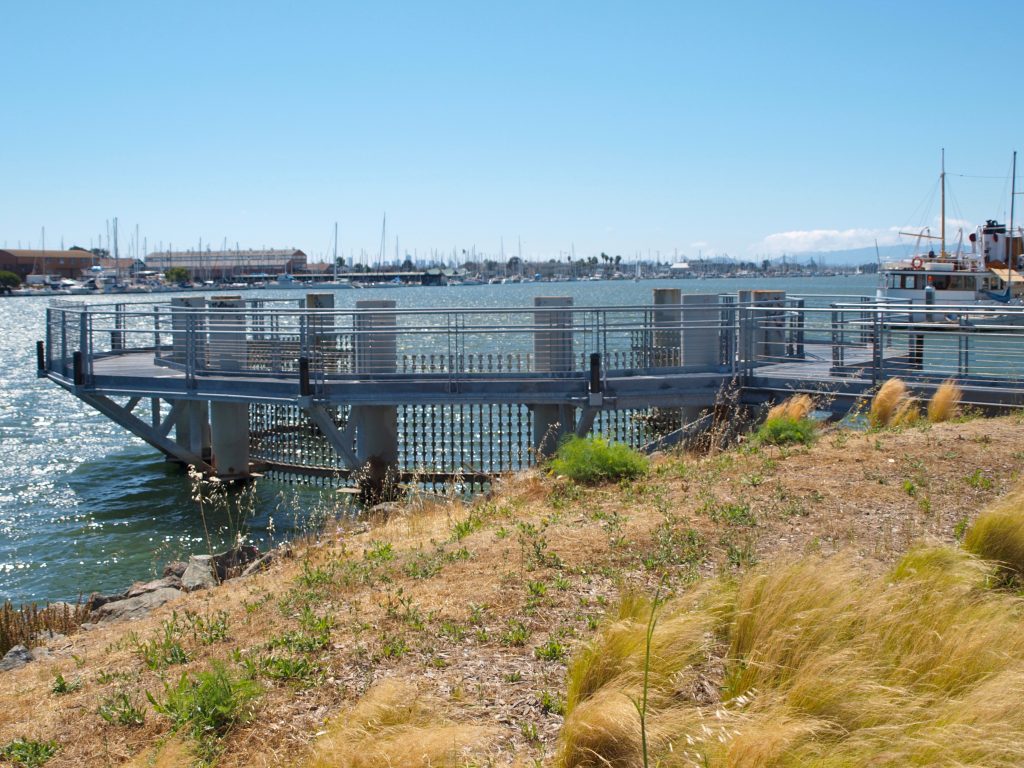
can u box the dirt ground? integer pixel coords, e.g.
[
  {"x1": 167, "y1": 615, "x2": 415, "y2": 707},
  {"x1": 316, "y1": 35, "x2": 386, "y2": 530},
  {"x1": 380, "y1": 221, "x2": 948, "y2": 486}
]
[{"x1": 1, "y1": 413, "x2": 1021, "y2": 767}]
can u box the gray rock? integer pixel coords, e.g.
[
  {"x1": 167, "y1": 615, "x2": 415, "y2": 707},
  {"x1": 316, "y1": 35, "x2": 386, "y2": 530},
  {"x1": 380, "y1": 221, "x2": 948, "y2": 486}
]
[
  {"x1": 29, "y1": 646, "x2": 51, "y2": 661},
  {"x1": 212, "y1": 545, "x2": 261, "y2": 580},
  {"x1": 92, "y1": 587, "x2": 182, "y2": 623},
  {"x1": 87, "y1": 590, "x2": 126, "y2": 611},
  {"x1": 163, "y1": 561, "x2": 188, "y2": 579},
  {"x1": 32, "y1": 630, "x2": 67, "y2": 645},
  {"x1": 125, "y1": 576, "x2": 182, "y2": 598},
  {"x1": 0, "y1": 645, "x2": 33, "y2": 672},
  {"x1": 182, "y1": 555, "x2": 218, "y2": 591}
]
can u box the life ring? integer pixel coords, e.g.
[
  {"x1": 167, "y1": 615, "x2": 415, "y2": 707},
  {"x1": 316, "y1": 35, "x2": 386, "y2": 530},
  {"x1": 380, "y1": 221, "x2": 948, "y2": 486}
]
[{"x1": 911, "y1": 256, "x2": 924, "y2": 269}]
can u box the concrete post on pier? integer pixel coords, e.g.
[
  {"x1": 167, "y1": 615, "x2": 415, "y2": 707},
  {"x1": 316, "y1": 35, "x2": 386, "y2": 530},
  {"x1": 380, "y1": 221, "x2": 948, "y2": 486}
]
[
  {"x1": 739, "y1": 290, "x2": 787, "y2": 364},
  {"x1": 532, "y1": 297, "x2": 575, "y2": 456},
  {"x1": 306, "y1": 293, "x2": 336, "y2": 373},
  {"x1": 352, "y1": 300, "x2": 399, "y2": 498},
  {"x1": 171, "y1": 296, "x2": 206, "y2": 367},
  {"x1": 174, "y1": 401, "x2": 211, "y2": 466},
  {"x1": 681, "y1": 294, "x2": 721, "y2": 369},
  {"x1": 652, "y1": 288, "x2": 681, "y2": 367},
  {"x1": 208, "y1": 296, "x2": 250, "y2": 479}
]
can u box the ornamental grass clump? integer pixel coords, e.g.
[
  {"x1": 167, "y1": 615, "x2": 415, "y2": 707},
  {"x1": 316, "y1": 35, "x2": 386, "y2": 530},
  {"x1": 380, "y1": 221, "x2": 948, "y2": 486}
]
[
  {"x1": 963, "y1": 486, "x2": 1024, "y2": 583},
  {"x1": 869, "y1": 378, "x2": 909, "y2": 428},
  {"x1": 755, "y1": 395, "x2": 817, "y2": 446},
  {"x1": 303, "y1": 679, "x2": 497, "y2": 768},
  {"x1": 555, "y1": 533, "x2": 1024, "y2": 768},
  {"x1": 929, "y1": 379, "x2": 963, "y2": 423},
  {"x1": 551, "y1": 437, "x2": 648, "y2": 485}
]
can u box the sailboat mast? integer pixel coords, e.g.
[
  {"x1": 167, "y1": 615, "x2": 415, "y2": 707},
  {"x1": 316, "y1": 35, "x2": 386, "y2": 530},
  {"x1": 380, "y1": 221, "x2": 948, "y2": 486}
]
[
  {"x1": 333, "y1": 221, "x2": 339, "y2": 282},
  {"x1": 1011, "y1": 151, "x2": 1017, "y2": 272},
  {"x1": 941, "y1": 148, "x2": 946, "y2": 257}
]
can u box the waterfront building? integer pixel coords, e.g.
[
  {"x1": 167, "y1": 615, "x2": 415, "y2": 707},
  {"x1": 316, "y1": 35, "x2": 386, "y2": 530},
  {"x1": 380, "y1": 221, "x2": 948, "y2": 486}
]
[
  {"x1": 0, "y1": 248, "x2": 98, "y2": 279},
  {"x1": 145, "y1": 248, "x2": 307, "y2": 280}
]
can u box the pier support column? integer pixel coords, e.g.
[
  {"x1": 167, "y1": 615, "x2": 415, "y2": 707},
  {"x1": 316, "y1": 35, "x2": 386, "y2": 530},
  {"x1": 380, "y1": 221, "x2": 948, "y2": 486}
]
[
  {"x1": 208, "y1": 296, "x2": 250, "y2": 480},
  {"x1": 352, "y1": 300, "x2": 398, "y2": 499},
  {"x1": 174, "y1": 401, "x2": 211, "y2": 464},
  {"x1": 532, "y1": 297, "x2": 575, "y2": 456}
]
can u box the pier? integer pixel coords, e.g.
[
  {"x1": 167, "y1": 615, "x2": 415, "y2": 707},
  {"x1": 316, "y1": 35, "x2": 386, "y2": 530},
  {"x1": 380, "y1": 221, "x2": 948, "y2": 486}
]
[{"x1": 39, "y1": 290, "x2": 1024, "y2": 488}]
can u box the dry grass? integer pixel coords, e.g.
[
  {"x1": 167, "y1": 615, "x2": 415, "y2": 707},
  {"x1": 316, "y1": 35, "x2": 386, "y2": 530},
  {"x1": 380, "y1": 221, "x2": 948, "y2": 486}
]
[
  {"x1": 890, "y1": 396, "x2": 921, "y2": 427},
  {"x1": 869, "y1": 378, "x2": 908, "y2": 428},
  {"x1": 929, "y1": 379, "x2": 963, "y2": 423},
  {"x1": 556, "y1": 540, "x2": 1024, "y2": 767},
  {"x1": 303, "y1": 679, "x2": 498, "y2": 768},
  {"x1": 2, "y1": 414, "x2": 1023, "y2": 766},
  {"x1": 964, "y1": 486, "x2": 1024, "y2": 581},
  {"x1": 0, "y1": 601, "x2": 90, "y2": 657},
  {"x1": 766, "y1": 394, "x2": 814, "y2": 422}
]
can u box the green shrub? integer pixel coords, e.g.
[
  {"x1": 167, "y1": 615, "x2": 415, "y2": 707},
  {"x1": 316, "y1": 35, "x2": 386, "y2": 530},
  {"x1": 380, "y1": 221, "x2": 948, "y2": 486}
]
[
  {"x1": 0, "y1": 270, "x2": 21, "y2": 289},
  {"x1": 551, "y1": 437, "x2": 648, "y2": 485},
  {"x1": 753, "y1": 415, "x2": 816, "y2": 447}
]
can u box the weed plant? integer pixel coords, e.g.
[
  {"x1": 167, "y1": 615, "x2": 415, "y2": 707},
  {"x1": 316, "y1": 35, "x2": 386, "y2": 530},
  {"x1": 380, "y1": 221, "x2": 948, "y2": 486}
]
[
  {"x1": 0, "y1": 600, "x2": 89, "y2": 657},
  {"x1": 148, "y1": 662, "x2": 260, "y2": 760},
  {"x1": 0, "y1": 738, "x2": 58, "y2": 767},
  {"x1": 551, "y1": 437, "x2": 648, "y2": 485}
]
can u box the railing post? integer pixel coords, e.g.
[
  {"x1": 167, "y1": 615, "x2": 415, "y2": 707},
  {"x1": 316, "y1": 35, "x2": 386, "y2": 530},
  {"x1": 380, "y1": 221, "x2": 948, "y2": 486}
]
[
  {"x1": 72, "y1": 351, "x2": 84, "y2": 386},
  {"x1": 36, "y1": 340, "x2": 45, "y2": 375},
  {"x1": 299, "y1": 356, "x2": 311, "y2": 396},
  {"x1": 589, "y1": 352, "x2": 602, "y2": 393},
  {"x1": 79, "y1": 309, "x2": 90, "y2": 384},
  {"x1": 795, "y1": 298, "x2": 805, "y2": 359},
  {"x1": 831, "y1": 308, "x2": 843, "y2": 370},
  {"x1": 873, "y1": 308, "x2": 882, "y2": 384}
]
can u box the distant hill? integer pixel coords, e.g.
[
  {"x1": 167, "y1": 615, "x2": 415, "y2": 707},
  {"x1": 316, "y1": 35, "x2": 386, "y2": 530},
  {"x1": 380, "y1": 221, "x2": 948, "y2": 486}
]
[{"x1": 771, "y1": 243, "x2": 917, "y2": 266}]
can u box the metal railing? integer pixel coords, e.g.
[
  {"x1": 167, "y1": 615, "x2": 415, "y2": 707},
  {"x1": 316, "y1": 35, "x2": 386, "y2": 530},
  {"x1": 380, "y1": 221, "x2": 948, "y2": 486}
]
[{"x1": 44, "y1": 297, "x2": 1024, "y2": 394}]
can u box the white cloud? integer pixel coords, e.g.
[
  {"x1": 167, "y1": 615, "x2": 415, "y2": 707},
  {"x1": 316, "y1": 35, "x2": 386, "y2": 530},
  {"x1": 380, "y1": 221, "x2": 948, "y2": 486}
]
[{"x1": 751, "y1": 220, "x2": 983, "y2": 255}]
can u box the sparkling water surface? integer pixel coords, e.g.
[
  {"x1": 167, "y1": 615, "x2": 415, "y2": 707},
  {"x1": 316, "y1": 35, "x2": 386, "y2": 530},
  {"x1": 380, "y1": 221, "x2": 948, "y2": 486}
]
[{"x1": 0, "y1": 274, "x2": 875, "y2": 603}]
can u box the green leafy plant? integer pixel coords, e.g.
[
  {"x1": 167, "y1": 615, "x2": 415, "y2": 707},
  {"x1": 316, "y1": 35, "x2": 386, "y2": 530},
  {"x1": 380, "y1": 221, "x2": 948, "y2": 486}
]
[
  {"x1": 97, "y1": 691, "x2": 145, "y2": 726},
  {"x1": 147, "y1": 662, "x2": 260, "y2": 756},
  {"x1": 753, "y1": 415, "x2": 817, "y2": 447},
  {"x1": 550, "y1": 437, "x2": 648, "y2": 485},
  {"x1": 51, "y1": 673, "x2": 81, "y2": 695},
  {"x1": 0, "y1": 739, "x2": 58, "y2": 767}
]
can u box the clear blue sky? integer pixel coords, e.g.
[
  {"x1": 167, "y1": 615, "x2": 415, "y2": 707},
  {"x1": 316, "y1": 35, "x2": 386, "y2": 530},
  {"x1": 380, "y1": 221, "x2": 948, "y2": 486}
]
[{"x1": 3, "y1": 0, "x2": 1023, "y2": 262}]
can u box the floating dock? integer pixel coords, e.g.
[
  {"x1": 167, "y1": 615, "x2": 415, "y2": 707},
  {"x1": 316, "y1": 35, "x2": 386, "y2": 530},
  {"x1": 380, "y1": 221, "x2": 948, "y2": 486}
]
[{"x1": 39, "y1": 290, "x2": 1024, "y2": 488}]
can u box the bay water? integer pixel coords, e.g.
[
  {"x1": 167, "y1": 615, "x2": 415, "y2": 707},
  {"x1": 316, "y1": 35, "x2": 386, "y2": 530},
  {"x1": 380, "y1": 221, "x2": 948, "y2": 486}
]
[{"x1": 0, "y1": 274, "x2": 875, "y2": 603}]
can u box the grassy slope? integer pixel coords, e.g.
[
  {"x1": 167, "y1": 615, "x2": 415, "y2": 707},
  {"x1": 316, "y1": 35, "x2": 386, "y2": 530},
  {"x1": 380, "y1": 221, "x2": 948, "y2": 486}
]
[{"x1": 1, "y1": 414, "x2": 1022, "y2": 767}]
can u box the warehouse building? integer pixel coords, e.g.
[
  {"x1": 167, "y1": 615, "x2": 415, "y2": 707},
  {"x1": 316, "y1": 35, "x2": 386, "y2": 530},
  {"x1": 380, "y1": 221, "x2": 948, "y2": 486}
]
[
  {"x1": 145, "y1": 248, "x2": 307, "y2": 279},
  {"x1": 0, "y1": 249, "x2": 99, "y2": 279}
]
